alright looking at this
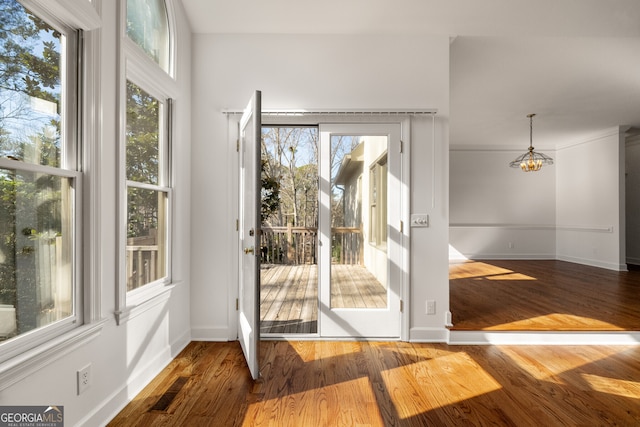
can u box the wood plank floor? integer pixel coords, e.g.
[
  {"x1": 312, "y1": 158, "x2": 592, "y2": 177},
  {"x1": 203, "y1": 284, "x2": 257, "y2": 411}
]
[
  {"x1": 260, "y1": 264, "x2": 386, "y2": 334},
  {"x1": 108, "y1": 340, "x2": 640, "y2": 426},
  {"x1": 450, "y1": 260, "x2": 640, "y2": 331}
]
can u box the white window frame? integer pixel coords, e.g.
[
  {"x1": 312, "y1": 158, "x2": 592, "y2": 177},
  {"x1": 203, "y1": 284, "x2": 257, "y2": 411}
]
[
  {"x1": 0, "y1": 0, "x2": 105, "y2": 391},
  {"x1": 115, "y1": 0, "x2": 178, "y2": 324}
]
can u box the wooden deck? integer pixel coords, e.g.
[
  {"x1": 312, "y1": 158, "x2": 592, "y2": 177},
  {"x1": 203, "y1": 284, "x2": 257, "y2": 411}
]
[{"x1": 260, "y1": 264, "x2": 387, "y2": 334}]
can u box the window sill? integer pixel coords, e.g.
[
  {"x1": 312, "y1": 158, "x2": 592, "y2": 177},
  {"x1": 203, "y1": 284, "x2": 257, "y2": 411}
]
[
  {"x1": 0, "y1": 318, "x2": 108, "y2": 392},
  {"x1": 114, "y1": 282, "x2": 177, "y2": 325}
]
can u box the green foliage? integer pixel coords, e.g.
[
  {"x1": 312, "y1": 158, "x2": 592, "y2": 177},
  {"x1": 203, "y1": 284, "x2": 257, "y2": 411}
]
[
  {"x1": 0, "y1": 0, "x2": 61, "y2": 103},
  {"x1": 126, "y1": 81, "x2": 160, "y2": 239},
  {"x1": 0, "y1": 0, "x2": 63, "y2": 325},
  {"x1": 261, "y1": 159, "x2": 280, "y2": 223}
]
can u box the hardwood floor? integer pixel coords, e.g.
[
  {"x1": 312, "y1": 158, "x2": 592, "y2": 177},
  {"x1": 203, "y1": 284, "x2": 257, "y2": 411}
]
[
  {"x1": 108, "y1": 340, "x2": 640, "y2": 426},
  {"x1": 260, "y1": 264, "x2": 386, "y2": 334},
  {"x1": 450, "y1": 260, "x2": 640, "y2": 331}
]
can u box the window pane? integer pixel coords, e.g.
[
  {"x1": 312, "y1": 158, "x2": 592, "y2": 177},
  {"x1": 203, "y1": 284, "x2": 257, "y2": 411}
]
[
  {"x1": 126, "y1": 187, "x2": 167, "y2": 290},
  {"x1": 126, "y1": 81, "x2": 159, "y2": 185},
  {"x1": 0, "y1": 169, "x2": 74, "y2": 342},
  {"x1": 126, "y1": 0, "x2": 170, "y2": 72},
  {"x1": 0, "y1": 0, "x2": 63, "y2": 167}
]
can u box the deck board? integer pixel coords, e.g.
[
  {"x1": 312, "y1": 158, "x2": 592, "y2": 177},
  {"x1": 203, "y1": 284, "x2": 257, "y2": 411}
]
[{"x1": 260, "y1": 264, "x2": 387, "y2": 334}]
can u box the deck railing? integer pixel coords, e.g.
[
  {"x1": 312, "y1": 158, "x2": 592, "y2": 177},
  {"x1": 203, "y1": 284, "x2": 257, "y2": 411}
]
[
  {"x1": 126, "y1": 245, "x2": 159, "y2": 290},
  {"x1": 261, "y1": 225, "x2": 362, "y2": 265}
]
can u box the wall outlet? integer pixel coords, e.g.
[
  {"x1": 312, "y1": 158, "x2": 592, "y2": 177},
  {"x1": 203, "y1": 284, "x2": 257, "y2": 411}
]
[
  {"x1": 426, "y1": 300, "x2": 436, "y2": 315},
  {"x1": 77, "y1": 364, "x2": 91, "y2": 395}
]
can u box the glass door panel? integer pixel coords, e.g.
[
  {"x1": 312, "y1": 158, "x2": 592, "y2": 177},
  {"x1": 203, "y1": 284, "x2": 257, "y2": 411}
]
[
  {"x1": 319, "y1": 123, "x2": 401, "y2": 338},
  {"x1": 330, "y1": 135, "x2": 388, "y2": 309}
]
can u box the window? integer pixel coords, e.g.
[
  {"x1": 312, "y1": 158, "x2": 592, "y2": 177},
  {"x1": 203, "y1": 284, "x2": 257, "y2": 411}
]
[
  {"x1": 125, "y1": 81, "x2": 168, "y2": 291},
  {"x1": 127, "y1": 0, "x2": 171, "y2": 73},
  {"x1": 369, "y1": 154, "x2": 387, "y2": 247},
  {"x1": 0, "y1": 0, "x2": 80, "y2": 359},
  {"x1": 117, "y1": 0, "x2": 174, "y2": 317}
]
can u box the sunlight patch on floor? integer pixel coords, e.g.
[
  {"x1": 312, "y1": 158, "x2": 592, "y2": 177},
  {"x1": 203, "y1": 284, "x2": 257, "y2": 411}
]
[
  {"x1": 581, "y1": 373, "x2": 640, "y2": 399},
  {"x1": 484, "y1": 272, "x2": 537, "y2": 280},
  {"x1": 484, "y1": 314, "x2": 625, "y2": 331},
  {"x1": 498, "y1": 347, "x2": 621, "y2": 381},
  {"x1": 382, "y1": 352, "x2": 501, "y2": 419},
  {"x1": 449, "y1": 260, "x2": 517, "y2": 280},
  {"x1": 244, "y1": 377, "x2": 383, "y2": 426}
]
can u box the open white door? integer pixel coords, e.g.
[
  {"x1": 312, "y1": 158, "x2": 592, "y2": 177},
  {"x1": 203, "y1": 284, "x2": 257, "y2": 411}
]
[
  {"x1": 318, "y1": 123, "x2": 403, "y2": 338},
  {"x1": 238, "y1": 91, "x2": 261, "y2": 379}
]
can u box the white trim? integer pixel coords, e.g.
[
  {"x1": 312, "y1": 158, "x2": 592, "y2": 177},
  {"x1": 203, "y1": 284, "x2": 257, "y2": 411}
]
[
  {"x1": 460, "y1": 253, "x2": 556, "y2": 260},
  {"x1": 400, "y1": 117, "x2": 411, "y2": 342},
  {"x1": 21, "y1": 0, "x2": 101, "y2": 30},
  {"x1": 191, "y1": 326, "x2": 234, "y2": 341},
  {"x1": 124, "y1": 40, "x2": 179, "y2": 99},
  {"x1": 81, "y1": 333, "x2": 190, "y2": 427},
  {"x1": 557, "y1": 224, "x2": 614, "y2": 233},
  {"x1": 556, "y1": 126, "x2": 621, "y2": 150},
  {"x1": 448, "y1": 330, "x2": 640, "y2": 345},
  {"x1": 450, "y1": 145, "x2": 557, "y2": 152},
  {"x1": 0, "y1": 158, "x2": 80, "y2": 178},
  {"x1": 223, "y1": 108, "x2": 437, "y2": 116},
  {"x1": 0, "y1": 319, "x2": 108, "y2": 392},
  {"x1": 228, "y1": 115, "x2": 240, "y2": 341},
  {"x1": 82, "y1": 6, "x2": 103, "y2": 323},
  {"x1": 556, "y1": 255, "x2": 626, "y2": 271},
  {"x1": 114, "y1": 283, "x2": 175, "y2": 325},
  {"x1": 409, "y1": 326, "x2": 450, "y2": 342},
  {"x1": 450, "y1": 223, "x2": 613, "y2": 233}
]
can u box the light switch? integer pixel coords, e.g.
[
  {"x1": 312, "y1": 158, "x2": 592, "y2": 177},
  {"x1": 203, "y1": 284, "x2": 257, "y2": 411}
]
[{"x1": 411, "y1": 214, "x2": 429, "y2": 228}]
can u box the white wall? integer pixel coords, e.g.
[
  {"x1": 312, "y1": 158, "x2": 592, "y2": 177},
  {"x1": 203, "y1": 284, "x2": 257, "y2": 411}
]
[
  {"x1": 190, "y1": 34, "x2": 451, "y2": 342},
  {"x1": 449, "y1": 149, "x2": 556, "y2": 259},
  {"x1": 626, "y1": 133, "x2": 640, "y2": 265},
  {"x1": 0, "y1": 2, "x2": 192, "y2": 425},
  {"x1": 556, "y1": 128, "x2": 625, "y2": 270},
  {"x1": 450, "y1": 129, "x2": 626, "y2": 272}
]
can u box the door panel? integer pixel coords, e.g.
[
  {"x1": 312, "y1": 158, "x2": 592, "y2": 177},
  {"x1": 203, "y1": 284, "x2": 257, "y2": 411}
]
[
  {"x1": 319, "y1": 124, "x2": 402, "y2": 338},
  {"x1": 238, "y1": 91, "x2": 261, "y2": 379}
]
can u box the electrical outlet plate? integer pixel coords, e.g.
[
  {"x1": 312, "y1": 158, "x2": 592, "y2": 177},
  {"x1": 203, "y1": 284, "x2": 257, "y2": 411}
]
[
  {"x1": 411, "y1": 214, "x2": 429, "y2": 228},
  {"x1": 426, "y1": 300, "x2": 436, "y2": 315},
  {"x1": 77, "y1": 364, "x2": 91, "y2": 395}
]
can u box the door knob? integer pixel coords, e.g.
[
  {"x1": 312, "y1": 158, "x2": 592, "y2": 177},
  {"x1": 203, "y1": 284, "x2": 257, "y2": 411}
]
[{"x1": 244, "y1": 247, "x2": 255, "y2": 254}]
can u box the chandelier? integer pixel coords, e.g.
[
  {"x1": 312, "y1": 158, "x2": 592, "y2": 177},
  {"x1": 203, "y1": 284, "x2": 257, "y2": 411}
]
[{"x1": 509, "y1": 113, "x2": 554, "y2": 172}]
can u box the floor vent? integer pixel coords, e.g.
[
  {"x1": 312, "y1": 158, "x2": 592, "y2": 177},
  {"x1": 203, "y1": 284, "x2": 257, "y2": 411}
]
[{"x1": 150, "y1": 376, "x2": 189, "y2": 412}]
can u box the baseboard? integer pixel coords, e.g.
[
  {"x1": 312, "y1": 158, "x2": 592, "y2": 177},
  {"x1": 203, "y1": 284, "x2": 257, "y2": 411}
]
[
  {"x1": 626, "y1": 257, "x2": 640, "y2": 266},
  {"x1": 458, "y1": 253, "x2": 555, "y2": 261},
  {"x1": 191, "y1": 326, "x2": 232, "y2": 341},
  {"x1": 409, "y1": 327, "x2": 450, "y2": 342},
  {"x1": 448, "y1": 330, "x2": 640, "y2": 345},
  {"x1": 556, "y1": 254, "x2": 625, "y2": 271},
  {"x1": 79, "y1": 335, "x2": 191, "y2": 427},
  {"x1": 171, "y1": 330, "x2": 192, "y2": 355}
]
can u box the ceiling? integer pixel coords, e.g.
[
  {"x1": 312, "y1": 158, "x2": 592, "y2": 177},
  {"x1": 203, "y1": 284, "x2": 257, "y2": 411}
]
[{"x1": 181, "y1": 0, "x2": 640, "y2": 148}]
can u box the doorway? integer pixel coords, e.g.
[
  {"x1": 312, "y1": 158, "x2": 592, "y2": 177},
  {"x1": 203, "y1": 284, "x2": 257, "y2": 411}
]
[{"x1": 259, "y1": 123, "x2": 403, "y2": 338}]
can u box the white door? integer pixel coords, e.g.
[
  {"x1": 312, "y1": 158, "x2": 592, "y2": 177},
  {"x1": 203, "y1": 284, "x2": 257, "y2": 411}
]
[
  {"x1": 238, "y1": 91, "x2": 261, "y2": 379},
  {"x1": 318, "y1": 123, "x2": 403, "y2": 338}
]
